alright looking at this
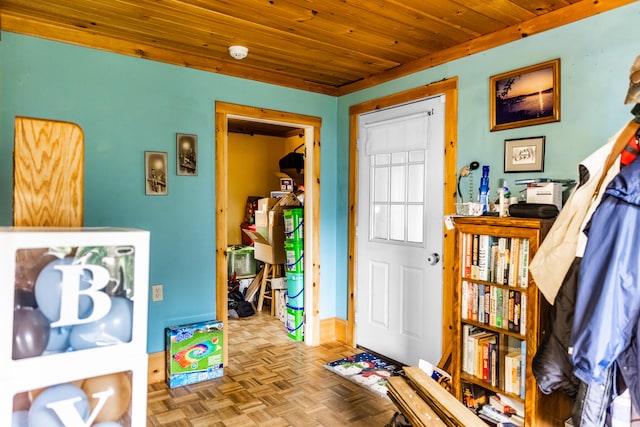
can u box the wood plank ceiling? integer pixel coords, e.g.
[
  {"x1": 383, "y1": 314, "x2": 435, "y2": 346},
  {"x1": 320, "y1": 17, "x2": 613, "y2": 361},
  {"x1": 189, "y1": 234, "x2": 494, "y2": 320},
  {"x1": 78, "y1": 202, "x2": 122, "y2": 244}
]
[{"x1": 0, "y1": 0, "x2": 635, "y2": 96}]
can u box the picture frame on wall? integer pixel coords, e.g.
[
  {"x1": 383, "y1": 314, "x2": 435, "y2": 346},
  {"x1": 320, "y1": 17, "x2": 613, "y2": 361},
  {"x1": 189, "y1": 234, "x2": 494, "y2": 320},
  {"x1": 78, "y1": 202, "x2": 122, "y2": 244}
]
[
  {"x1": 176, "y1": 133, "x2": 198, "y2": 176},
  {"x1": 145, "y1": 151, "x2": 168, "y2": 195},
  {"x1": 504, "y1": 136, "x2": 545, "y2": 173},
  {"x1": 490, "y1": 59, "x2": 560, "y2": 132}
]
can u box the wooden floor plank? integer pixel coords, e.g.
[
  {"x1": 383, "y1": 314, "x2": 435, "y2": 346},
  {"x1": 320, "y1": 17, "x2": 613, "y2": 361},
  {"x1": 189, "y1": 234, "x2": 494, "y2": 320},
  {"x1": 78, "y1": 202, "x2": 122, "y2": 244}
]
[{"x1": 147, "y1": 309, "x2": 396, "y2": 426}]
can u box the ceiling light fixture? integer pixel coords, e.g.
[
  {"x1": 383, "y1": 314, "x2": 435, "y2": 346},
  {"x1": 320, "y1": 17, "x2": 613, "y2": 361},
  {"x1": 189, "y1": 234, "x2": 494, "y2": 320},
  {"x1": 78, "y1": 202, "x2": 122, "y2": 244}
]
[{"x1": 228, "y1": 45, "x2": 249, "y2": 60}]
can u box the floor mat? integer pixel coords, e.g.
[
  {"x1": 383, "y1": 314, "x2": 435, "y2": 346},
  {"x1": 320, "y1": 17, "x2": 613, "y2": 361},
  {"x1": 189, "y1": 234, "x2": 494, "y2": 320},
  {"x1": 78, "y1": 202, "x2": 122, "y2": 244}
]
[{"x1": 324, "y1": 352, "x2": 400, "y2": 398}]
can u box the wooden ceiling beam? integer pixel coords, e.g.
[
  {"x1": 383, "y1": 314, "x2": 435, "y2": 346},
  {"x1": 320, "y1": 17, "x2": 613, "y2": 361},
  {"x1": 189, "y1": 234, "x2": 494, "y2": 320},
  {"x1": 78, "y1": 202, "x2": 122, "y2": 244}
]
[
  {"x1": 338, "y1": 0, "x2": 637, "y2": 95},
  {"x1": 1, "y1": 13, "x2": 340, "y2": 95}
]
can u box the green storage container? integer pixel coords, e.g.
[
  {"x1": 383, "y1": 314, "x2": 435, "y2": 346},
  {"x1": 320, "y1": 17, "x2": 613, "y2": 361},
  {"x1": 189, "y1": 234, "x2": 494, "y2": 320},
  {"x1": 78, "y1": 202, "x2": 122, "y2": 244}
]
[{"x1": 283, "y1": 207, "x2": 304, "y2": 241}]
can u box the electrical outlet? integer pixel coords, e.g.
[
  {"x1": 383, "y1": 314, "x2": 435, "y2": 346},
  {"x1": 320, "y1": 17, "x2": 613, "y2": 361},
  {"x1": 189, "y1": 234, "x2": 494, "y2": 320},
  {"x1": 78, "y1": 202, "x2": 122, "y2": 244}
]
[{"x1": 152, "y1": 284, "x2": 163, "y2": 302}]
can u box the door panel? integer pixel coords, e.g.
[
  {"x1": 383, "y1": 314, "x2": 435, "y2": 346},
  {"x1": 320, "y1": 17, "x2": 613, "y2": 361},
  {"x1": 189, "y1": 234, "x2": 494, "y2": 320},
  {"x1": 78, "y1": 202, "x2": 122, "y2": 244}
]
[{"x1": 356, "y1": 96, "x2": 444, "y2": 366}]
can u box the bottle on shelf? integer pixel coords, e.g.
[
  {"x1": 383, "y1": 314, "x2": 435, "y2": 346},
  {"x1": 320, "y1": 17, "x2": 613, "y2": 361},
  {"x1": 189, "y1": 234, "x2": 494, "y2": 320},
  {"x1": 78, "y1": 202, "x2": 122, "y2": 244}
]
[{"x1": 478, "y1": 166, "x2": 490, "y2": 213}]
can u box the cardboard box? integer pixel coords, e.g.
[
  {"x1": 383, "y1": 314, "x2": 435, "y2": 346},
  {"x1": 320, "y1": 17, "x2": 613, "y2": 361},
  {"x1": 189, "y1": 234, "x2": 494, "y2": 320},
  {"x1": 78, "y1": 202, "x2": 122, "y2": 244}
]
[
  {"x1": 166, "y1": 320, "x2": 224, "y2": 388},
  {"x1": 258, "y1": 197, "x2": 280, "y2": 212},
  {"x1": 242, "y1": 228, "x2": 286, "y2": 264},
  {"x1": 526, "y1": 182, "x2": 562, "y2": 210}
]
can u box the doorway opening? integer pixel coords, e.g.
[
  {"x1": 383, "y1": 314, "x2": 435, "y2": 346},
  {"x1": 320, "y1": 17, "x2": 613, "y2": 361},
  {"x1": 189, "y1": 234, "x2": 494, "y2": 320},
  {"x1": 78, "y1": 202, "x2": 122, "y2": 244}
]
[
  {"x1": 347, "y1": 78, "x2": 459, "y2": 368},
  {"x1": 215, "y1": 102, "x2": 322, "y2": 365}
]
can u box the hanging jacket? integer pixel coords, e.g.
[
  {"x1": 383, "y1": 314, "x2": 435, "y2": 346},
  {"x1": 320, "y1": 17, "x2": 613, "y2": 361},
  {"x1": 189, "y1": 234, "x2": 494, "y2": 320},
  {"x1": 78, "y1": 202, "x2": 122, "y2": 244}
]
[
  {"x1": 532, "y1": 257, "x2": 581, "y2": 398},
  {"x1": 570, "y1": 154, "x2": 640, "y2": 412},
  {"x1": 530, "y1": 134, "x2": 620, "y2": 398},
  {"x1": 530, "y1": 130, "x2": 623, "y2": 304}
]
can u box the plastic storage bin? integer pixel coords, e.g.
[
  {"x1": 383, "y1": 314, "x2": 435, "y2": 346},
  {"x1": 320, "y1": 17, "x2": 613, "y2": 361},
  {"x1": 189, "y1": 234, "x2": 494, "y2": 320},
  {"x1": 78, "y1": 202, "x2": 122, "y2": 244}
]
[{"x1": 227, "y1": 245, "x2": 256, "y2": 277}]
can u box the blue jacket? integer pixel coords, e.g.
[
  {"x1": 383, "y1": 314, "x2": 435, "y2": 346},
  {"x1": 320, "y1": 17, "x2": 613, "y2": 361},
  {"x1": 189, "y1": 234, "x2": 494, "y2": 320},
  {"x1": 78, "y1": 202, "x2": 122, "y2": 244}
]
[{"x1": 570, "y1": 154, "x2": 640, "y2": 410}]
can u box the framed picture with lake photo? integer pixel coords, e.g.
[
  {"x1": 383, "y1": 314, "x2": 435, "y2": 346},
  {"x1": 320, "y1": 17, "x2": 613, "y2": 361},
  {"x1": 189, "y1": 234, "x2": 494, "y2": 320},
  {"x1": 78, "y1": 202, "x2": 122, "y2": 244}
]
[
  {"x1": 504, "y1": 136, "x2": 545, "y2": 173},
  {"x1": 490, "y1": 59, "x2": 560, "y2": 131}
]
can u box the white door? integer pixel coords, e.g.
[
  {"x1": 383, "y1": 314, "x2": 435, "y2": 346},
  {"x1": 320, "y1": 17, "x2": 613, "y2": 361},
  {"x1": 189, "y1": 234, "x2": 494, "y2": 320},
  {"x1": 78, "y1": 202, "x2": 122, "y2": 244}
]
[{"x1": 355, "y1": 96, "x2": 445, "y2": 366}]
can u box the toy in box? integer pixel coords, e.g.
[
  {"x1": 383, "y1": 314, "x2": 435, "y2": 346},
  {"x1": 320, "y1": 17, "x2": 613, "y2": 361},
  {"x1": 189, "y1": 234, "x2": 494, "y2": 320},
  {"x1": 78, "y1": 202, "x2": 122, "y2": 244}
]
[
  {"x1": 11, "y1": 370, "x2": 135, "y2": 426},
  {"x1": 0, "y1": 227, "x2": 150, "y2": 426},
  {"x1": 166, "y1": 320, "x2": 224, "y2": 388}
]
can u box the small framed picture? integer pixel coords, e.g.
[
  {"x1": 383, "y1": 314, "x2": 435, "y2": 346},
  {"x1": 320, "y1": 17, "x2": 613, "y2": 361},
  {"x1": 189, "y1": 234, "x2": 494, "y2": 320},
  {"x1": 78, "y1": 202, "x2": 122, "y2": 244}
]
[
  {"x1": 490, "y1": 59, "x2": 560, "y2": 131},
  {"x1": 145, "y1": 151, "x2": 168, "y2": 195},
  {"x1": 504, "y1": 136, "x2": 545, "y2": 173},
  {"x1": 176, "y1": 133, "x2": 198, "y2": 176}
]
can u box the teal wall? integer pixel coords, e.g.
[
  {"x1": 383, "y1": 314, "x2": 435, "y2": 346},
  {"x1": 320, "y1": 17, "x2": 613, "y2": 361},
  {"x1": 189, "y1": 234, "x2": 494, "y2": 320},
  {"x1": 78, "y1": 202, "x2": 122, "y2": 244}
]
[
  {"x1": 0, "y1": 33, "x2": 337, "y2": 353},
  {"x1": 2, "y1": 2, "x2": 638, "y2": 353},
  {"x1": 335, "y1": 2, "x2": 640, "y2": 318}
]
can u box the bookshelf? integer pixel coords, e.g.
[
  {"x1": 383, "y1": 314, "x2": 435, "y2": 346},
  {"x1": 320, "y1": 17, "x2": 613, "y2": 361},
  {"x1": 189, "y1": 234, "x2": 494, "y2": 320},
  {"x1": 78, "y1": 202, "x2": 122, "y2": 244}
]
[{"x1": 451, "y1": 216, "x2": 572, "y2": 426}]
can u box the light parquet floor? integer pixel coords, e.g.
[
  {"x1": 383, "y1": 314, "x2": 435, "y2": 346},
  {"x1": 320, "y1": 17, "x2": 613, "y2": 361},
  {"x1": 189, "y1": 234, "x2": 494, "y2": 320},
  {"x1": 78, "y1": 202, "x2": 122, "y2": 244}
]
[{"x1": 147, "y1": 310, "x2": 397, "y2": 426}]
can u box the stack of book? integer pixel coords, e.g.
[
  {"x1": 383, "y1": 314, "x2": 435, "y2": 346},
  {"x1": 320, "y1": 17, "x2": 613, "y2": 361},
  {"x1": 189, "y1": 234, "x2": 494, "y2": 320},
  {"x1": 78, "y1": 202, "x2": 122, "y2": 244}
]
[
  {"x1": 461, "y1": 281, "x2": 526, "y2": 335},
  {"x1": 462, "y1": 234, "x2": 530, "y2": 286}
]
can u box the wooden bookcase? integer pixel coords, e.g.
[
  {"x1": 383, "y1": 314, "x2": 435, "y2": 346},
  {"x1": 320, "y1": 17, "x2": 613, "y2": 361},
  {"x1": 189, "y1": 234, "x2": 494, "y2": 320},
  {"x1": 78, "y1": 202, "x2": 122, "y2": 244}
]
[{"x1": 451, "y1": 216, "x2": 572, "y2": 426}]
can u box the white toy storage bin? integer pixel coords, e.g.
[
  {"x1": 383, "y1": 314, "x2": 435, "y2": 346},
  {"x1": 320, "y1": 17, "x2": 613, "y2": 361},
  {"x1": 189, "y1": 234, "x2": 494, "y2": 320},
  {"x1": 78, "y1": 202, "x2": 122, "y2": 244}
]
[{"x1": 0, "y1": 227, "x2": 150, "y2": 427}]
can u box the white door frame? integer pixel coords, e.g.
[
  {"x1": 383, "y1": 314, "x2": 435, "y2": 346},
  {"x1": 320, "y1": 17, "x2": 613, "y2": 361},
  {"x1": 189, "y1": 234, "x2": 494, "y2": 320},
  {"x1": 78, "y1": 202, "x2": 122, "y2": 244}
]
[
  {"x1": 215, "y1": 102, "x2": 322, "y2": 366},
  {"x1": 347, "y1": 78, "x2": 459, "y2": 367}
]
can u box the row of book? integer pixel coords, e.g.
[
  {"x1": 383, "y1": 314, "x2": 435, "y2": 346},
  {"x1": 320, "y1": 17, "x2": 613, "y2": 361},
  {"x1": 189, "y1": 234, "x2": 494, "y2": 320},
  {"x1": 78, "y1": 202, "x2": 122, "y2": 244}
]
[
  {"x1": 461, "y1": 281, "x2": 527, "y2": 334},
  {"x1": 461, "y1": 233, "x2": 530, "y2": 287},
  {"x1": 462, "y1": 325, "x2": 526, "y2": 399}
]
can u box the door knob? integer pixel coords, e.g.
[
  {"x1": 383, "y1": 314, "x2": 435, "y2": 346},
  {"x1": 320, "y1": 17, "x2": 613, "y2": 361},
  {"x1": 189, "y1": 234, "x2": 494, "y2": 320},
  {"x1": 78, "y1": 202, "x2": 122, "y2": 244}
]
[{"x1": 427, "y1": 253, "x2": 440, "y2": 265}]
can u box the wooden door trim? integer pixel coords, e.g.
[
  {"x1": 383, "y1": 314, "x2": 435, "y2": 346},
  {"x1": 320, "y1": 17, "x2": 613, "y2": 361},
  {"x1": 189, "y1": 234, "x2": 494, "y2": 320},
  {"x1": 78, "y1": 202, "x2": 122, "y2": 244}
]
[
  {"x1": 347, "y1": 78, "x2": 458, "y2": 361},
  {"x1": 215, "y1": 102, "x2": 322, "y2": 365}
]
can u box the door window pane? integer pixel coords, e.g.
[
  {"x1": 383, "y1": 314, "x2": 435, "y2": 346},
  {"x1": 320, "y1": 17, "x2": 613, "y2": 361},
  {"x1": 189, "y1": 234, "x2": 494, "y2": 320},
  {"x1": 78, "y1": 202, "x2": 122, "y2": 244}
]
[
  {"x1": 390, "y1": 165, "x2": 406, "y2": 202},
  {"x1": 409, "y1": 150, "x2": 424, "y2": 162},
  {"x1": 372, "y1": 205, "x2": 388, "y2": 239},
  {"x1": 391, "y1": 152, "x2": 406, "y2": 164},
  {"x1": 373, "y1": 165, "x2": 389, "y2": 202},
  {"x1": 407, "y1": 164, "x2": 424, "y2": 202},
  {"x1": 407, "y1": 205, "x2": 424, "y2": 243},
  {"x1": 374, "y1": 153, "x2": 389, "y2": 166},
  {"x1": 389, "y1": 205, "x2": 405, "y2": 241},
  {"x1": 369, "y1": 149, "x2": 425, "y2": 245}
]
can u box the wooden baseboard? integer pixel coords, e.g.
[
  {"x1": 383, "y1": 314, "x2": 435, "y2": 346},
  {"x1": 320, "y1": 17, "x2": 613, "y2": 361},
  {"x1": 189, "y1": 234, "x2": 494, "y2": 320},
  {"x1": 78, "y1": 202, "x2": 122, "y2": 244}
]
[
  {"x1": 147, "y1": 317, "x2": 349, "y2": 385},
  {"x1": 148, "y1": 351, "x2": 165, "y2": 384},
  {"x1": 319, "y1": 317, "x2": 347, "y2": 344}
]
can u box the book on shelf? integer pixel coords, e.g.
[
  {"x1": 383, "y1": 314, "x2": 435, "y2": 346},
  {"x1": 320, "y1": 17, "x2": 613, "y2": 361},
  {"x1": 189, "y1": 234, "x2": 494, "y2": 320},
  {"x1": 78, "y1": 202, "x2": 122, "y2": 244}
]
[
  {"x1": 461, "y1": 380, "x2": 490, "y2": 410},
  {"x1": 489, "y1": 339, "x2": 499, "y2": 387},
  {"x1": 508, "y1": 238, "x2": 520, "y2": 286},
  {"x1": 471, "y1": 234, "x2": 480, "y2": 279},
  {"x1": 462, "y1": 324, "x2": 482, "y2": 374},
  {"x1": 496, "y1": 393, "x2": 524, "y2": 418},
  {"x1": 502, "y1": 237, "x2": 511, "y2": 285},
  {"x1": 483, "y1": 285, "x2": 490, "y2": 325},
  {"x1": 520, "y1": 294, "x2": 527, "y2": 336},
  {"x1": 520, "y1": 340, "x2": 526, "y2": 399},
  {"x1": 465, "y1": 233, "x2": 473, "y2": 277},
  {"x1": 519, "y1": 239, "x2": 529, "y2": 288},
  {"x1": 478, "y1": 234, "x2": 491, "y2": 281},
  {"x1": 462, "y1": 280, "x2": 469, "y2": 320},
  {"x1": 479, "y1": 334, "x2": 497, "y2": 382},
  {"x1": 471, "y1": 283, "x2": 479, "y2": 321},
  {"x1": 508, "y1": 289, "x2": 516, "y2": 332},
  {"x1": 503, "y1": 351, "x2": 522, "y2": 395},
  {"x1": 490, "y1": 239, "x2": 499, "y2": 282},
  {"x1": 478, "y1": 284, "x2": 486, "y2": 324},
  {"x1": 495, "y1": 287, "x2": 504, "y2": 329},
  {"x1": 489, "y1": 395, "x2": 517, "y2": 415}
]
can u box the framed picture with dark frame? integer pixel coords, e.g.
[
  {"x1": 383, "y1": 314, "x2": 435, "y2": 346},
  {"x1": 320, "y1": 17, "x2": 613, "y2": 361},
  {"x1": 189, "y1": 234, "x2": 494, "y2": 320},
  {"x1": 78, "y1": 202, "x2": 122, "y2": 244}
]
[
  {"x1": 504, "y1": 136, "x2": 545, "y2": 173},
  {"x1": 176, "y1": 133, "x2": 198, "y2": 176},
  {"x1": 145, "y1": 151, "x2": 168, "y2": 195},
  {"x1": 490, "y1": 59, "x2": 560, "y2": 131}
]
